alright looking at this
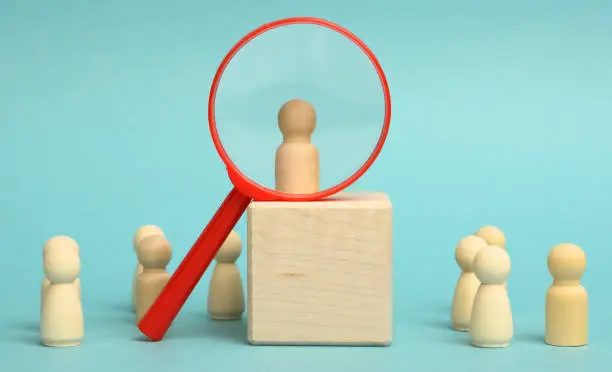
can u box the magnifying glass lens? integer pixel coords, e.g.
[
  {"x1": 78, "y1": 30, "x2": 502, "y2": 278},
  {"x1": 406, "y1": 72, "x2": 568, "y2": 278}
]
[{"x1": 215, "y1": 23, "x2": 386, "y2": 194}]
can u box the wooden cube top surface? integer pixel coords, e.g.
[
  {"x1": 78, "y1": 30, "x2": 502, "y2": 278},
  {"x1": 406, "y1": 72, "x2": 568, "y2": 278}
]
[{"x1": 249, "y1": 191, "x2": 391, "y2": 210}]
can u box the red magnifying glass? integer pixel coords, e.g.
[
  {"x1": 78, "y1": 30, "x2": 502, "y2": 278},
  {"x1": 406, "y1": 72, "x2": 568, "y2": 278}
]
[{"x1": 138, "y1": 16, "x2": 391, "y2": 341}]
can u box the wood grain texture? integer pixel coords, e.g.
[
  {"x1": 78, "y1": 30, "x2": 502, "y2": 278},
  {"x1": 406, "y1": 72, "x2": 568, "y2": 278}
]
[{"x1": 247, "y1": 192, "x2": 392, "y2": 345}]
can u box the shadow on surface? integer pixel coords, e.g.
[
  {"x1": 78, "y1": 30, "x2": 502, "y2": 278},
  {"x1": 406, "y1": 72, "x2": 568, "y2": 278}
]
[
  {"x1": 165, "y1": 313, "x2": 247, "y2": 344},
  {"x1": 5, "y1": 318, "x2": 41, "y2": 346},
  {"x1": 11, "y1": 320, "x2": 39, "y2": 333},
  {"x1": 133, "y1": 335, "x2": 154, "y2": 343},
  {"x1": 12, "y1": 332, "x2": 41, "y2": 346},
  {"x1": 439, "y1": 336, "x2": 470, "y2": 346},
  {"x1": 420, "y1": 318, "x2": 453, "y2": 331},
  {"x1": 91, "y1": 300, "x2": 134, "y2": 324},
  {"x1": 102, "y1": 302, "x2": 133, "y2": 314},
  {"x1": 431, "y1": 329, "x2": 471, "y2": 346},
  {"x1": 409, "y1": 313, "x2": 470, "y2": 347},
  {"x1": 106, "y1": 314, "x2": 135, "y2": 325},
  {"x1": 515, "y1": 333, "x2": 544, "y2": 344}
]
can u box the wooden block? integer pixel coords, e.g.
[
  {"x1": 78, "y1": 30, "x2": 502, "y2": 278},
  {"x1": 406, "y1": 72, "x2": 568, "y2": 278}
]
[{"x1": 246, "y1": 192, "x2": 393, "y2": 345}]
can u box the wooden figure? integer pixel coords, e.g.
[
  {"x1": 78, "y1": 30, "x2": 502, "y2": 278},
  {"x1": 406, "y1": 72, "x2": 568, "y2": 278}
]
[
  {"x1": 207, "y1": 230, "x2": 245, "y2": 320},
  {"x1": 132, "y1": 225, "x2": 164, "y2": 312},
  {"x1": 475, "y1": 225, "x2": 507, "y2": 288},
  {"x1": 40, "y1": 242, "x2": 83, "y2": 347},
  {"x1": 42, "y1": 236, "x2": 81, "y2": 310},
  {"x1": 545, "y1": 243, "x2": 588, "y2": 347},
  {"x1": 136, "y1": 234, "x2": 172, "y2": 323},
  {"x1": 475, "y1": 225, "x2": 506, "y2": 249},
  {"x1": 247, "y1": 192, "x2": 392, "y2": 345},
  {"x1": 451, "y1": 235, "x2": 488, "y2": 331},
  {"x1": 275, "y1": 98, "x2": 320, "y2": 193},
  {"x1": 470, "y1": 245, "x2": 513, "y2": 348}
]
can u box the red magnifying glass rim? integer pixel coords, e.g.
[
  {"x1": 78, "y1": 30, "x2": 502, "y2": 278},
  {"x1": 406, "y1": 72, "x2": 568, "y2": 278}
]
[{"x1": 208, "y1": 16, "x2": 391, "y2": 202}]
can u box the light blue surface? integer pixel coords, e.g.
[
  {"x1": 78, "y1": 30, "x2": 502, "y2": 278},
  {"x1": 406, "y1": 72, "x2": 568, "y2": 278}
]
[{"x1": 1, "y1": 0, "x2": 611, "y2": 371}]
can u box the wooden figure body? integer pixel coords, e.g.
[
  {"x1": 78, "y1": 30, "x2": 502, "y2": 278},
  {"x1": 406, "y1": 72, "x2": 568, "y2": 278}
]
[
  {"x1": 42, "y1": 236, "x2": 81, "y2": 311},
  {"x1": 40, "y1": 242, "x2": 84, "y2": 347},
  {"x1": 475, "y1": 225, "x2": 507, "y2": 289},
  {"x1": 275, "y1": 99, "x2": 320, "y2": 193},
  {"x1": 545, "y1": 243, "x2": 588, "y2": 347},
  {"x1": 207, "y1": 230, "x2": 245, "y2": 320},
  {"x1": 41, "y1": 277, "x2": 50, "y2": 310},
  {"x1": 132, "y1": 225, "x2": 164, "y2": 312},
  {"x1": 451, "y1": 235, "x2": 488, "y2": 331},
  {"x1": 470, "y1": 245, "x2": 513, "y2": 348},
  {"x1": 136, "y1": 234, "x2": 172, "y2": 322}
]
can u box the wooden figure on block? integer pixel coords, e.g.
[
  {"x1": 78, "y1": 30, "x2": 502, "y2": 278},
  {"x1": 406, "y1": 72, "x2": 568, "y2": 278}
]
[
  {"x1": 545, "y1": 243, "x2": 588, "y2": 347},
  {"x1": 470, "y1": 245, "x2": 513, "y2": 348},
  {"x1": 42, "y1": 236, "x2": 81, "y2": 311},
  {"x1": 136, "y1": 234, "x2": 172, "y2": 323},
  {"x1": 475, "y1": 225, "x2": 507, "y2": 288},
  {"x1": 451, "y1": 235, "x2": 488, "y2": 331},
  {"x1": 275, "y1": 98, "x2": 320, "y2": 193},
  {"x1": 40, "y1": 240, "x2": 84, "y2": 347},
  {"x1": 247, "y1": 192, "x2": 392, "y2": 346},
  {"x1": 132, "y1": 225, "x2": 164, "y2": 312},
  {"x1": 207, "y1": 230, "x2": 245, "y2": 320}
]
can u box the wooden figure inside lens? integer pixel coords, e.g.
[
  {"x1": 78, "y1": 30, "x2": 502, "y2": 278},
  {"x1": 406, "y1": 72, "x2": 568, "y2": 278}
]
[{"x1": 275, "y1": 99, "x2": 320, "y2": 194}]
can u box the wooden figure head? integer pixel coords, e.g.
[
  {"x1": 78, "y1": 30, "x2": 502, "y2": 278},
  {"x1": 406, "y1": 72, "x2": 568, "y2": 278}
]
[
  {"x1": 43, "y1": 235, "x2": 78, "y2": 258},
  {"x1": 133, "y1": 225, "x2": 164, "y2": 252},
  {"x1": 455, "y1": 235, "x2": 488, "y2": 272},
  {"x1": 216, "y1": 230, "x2": 242, "y2": 264},
  {"x1": 548, "y1": 243, "x2": 586, "y2": 283},
  {"x1": 474, "y1": 245, "x2": 511, "y2": 285},
  {"x1": 138, "y1": 235, "x2": 172, "y2": 269},
  {"x1": 278, "y1": 99, "x2": 316, "y2": 141},
  {"x1": 44, "y1": 243, "x2": 80, "y2": 285},
  {"x1": 475, "y1": 226, "x2": 506, "y2": 249}
]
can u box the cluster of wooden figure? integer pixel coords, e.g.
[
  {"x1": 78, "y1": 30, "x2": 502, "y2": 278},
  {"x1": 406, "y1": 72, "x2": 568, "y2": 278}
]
[
  {"x1": 39, "y1": 224, "x2": 246, "y2": 348},
  {"x1": 451, "y1": 226, "x2": 588, "y2": 348}
]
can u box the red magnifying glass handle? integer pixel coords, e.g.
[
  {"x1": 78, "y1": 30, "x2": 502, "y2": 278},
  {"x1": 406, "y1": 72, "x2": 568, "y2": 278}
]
[{"x1": 138, "y1": 187, "x2": 252, "y2": 341}]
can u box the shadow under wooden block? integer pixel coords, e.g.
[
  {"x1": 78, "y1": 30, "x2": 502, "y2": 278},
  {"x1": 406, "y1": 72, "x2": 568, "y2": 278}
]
[{"x1": 246, "y1": 192, "x2": 393, "y2": 346}]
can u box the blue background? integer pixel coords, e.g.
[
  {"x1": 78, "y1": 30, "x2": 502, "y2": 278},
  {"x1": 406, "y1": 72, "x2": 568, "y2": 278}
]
[{"x1": 0, "y1": 0, "x2": 610, "y2": 371}]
